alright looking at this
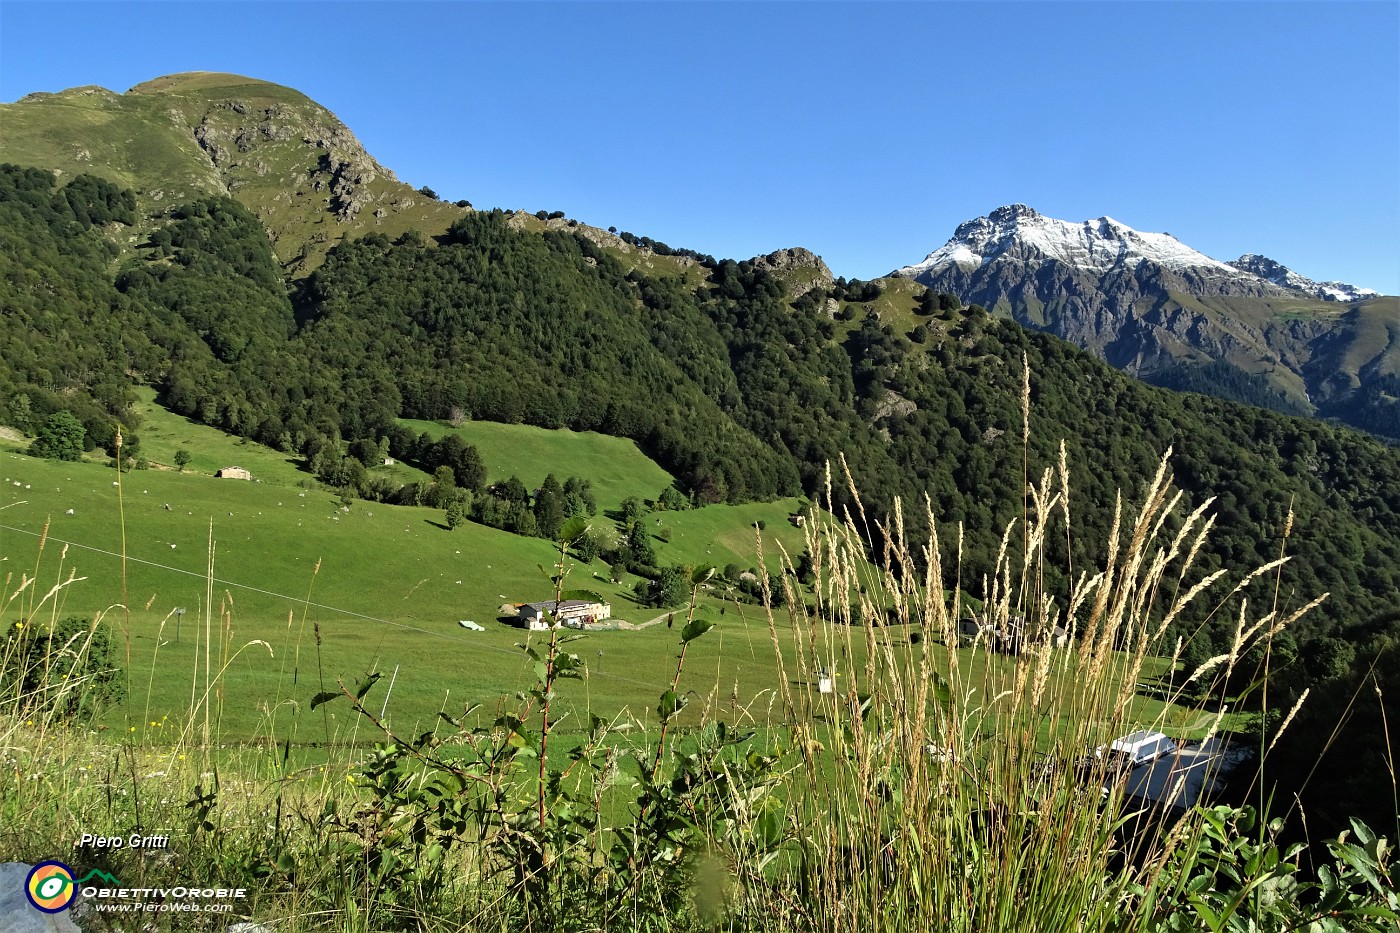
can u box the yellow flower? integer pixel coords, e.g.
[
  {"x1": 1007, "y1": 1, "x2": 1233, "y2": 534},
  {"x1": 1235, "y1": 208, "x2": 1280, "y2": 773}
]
[{"x1": 346, "y1": 774, "x2": 356, "y2": 784}]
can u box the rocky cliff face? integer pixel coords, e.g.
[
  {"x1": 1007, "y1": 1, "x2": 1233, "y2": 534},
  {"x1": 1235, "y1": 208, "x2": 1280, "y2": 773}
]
[
  {"x1": 178, "y1": 91, "x2": 393, "y2": 221},
  {"x1": 128, "y1": 74, "x2": 469, "y2": 273},
  {"x1": 748, "y1": 247, "x2": 834, "y2": 298},
  {"x1": 1, "y1": 72, "x2": 467, "y2": 276},
  {"x1": 891, "y1": 206, "x2": 1397, "y2": 438}
]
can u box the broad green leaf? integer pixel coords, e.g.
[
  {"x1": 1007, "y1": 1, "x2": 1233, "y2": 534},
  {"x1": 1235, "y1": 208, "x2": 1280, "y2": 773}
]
[
  {"x1": 561, "y1": 515, "x2": 592, "y2": 545},
  {"x1": 658, "y1": 690, "x2": 684, "y2": 719},
  {"x1": 681, "y1": 618, "x2": 715, "y2": 644},
  {"x1": 354, "y1": 672, "x2": 383, "y2": 701}
]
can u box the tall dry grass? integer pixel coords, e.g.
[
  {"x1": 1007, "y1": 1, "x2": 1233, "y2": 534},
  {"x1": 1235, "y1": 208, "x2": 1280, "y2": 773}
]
[
  {"x1": 5, "y1": 360, "x2": 1386, "y2": 932},
  {"x1": 711, "y1": 360, "x2": 1324, "y2": 932}
]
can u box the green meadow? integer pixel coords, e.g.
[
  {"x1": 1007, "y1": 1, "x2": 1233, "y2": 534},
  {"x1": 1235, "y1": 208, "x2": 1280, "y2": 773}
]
[
  {"x1": 5, "y1": 425, "x2": 1326, "y2": 933},
  {"x1": 1, "y1": 418, "x2": 1202, "y2": 767},
  {"x1": 133, "y1": 385, "x2": 431, "y2": 489},
  {"x1": 399, "y1": 417, "x2": 675, "y2": 513},
  {"x1": 0, "y1": 429, "x2": 813, "y2": 751}
]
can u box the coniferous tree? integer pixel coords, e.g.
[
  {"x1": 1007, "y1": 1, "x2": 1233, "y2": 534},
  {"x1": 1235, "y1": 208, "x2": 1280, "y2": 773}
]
[{"x1": 533, "y1": 473, "x2": 565, "y2": 540}]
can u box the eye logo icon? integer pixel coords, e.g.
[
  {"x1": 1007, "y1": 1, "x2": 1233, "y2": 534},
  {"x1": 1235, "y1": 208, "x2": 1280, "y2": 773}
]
[{"x1": 25, "y1": 861, "x2": 76, "y2": 913}]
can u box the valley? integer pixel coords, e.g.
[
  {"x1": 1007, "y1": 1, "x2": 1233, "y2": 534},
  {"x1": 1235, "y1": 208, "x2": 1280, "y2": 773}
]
[{"x1": 0, "y1": 64, "x2": 1396, "y2": 933}]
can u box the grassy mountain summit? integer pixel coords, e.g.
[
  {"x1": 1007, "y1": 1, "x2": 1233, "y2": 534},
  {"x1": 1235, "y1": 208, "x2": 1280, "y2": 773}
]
[{"x1": 1, "y1": 71, "x2": 465, "y2": 275}]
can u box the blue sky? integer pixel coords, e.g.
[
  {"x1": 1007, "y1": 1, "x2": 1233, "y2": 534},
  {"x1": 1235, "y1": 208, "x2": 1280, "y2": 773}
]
[{"x1": 2, "y1": 1, "x2": 1397, "y2": 293}]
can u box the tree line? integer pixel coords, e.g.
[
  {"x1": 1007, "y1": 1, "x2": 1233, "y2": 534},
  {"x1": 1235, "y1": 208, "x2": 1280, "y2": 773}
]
[{"x1": 3, "y1": 164, "x2": 1399, "y2": 842}]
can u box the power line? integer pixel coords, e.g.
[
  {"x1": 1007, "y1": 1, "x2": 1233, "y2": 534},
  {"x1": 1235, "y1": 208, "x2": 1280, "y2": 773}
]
[{"x1": 0, "y1": 521, "x2": 665, "y2": 692}]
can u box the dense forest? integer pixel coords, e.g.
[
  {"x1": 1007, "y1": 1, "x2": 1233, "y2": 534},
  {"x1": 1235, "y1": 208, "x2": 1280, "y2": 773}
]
[{"x1": 2, "y1": 164, "x2": 1398, "y2": 840}]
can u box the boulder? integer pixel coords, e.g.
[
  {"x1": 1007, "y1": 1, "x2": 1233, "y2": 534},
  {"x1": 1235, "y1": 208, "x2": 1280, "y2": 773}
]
[{"x1": 0, "y1": 863, "x2": 83, "y2": 933}]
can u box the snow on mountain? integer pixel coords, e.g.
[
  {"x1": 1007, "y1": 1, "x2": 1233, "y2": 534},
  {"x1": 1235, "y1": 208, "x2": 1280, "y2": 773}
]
[
  {"x1": 1229, "y1": 253, "x2": 1380, "y2": 303},
  {"x1": 894, "y1": 205, "x2": 1378, "y2": 302},
  {"x1": 894, "y1": 205, "x2": 1242, "y2": 280}
]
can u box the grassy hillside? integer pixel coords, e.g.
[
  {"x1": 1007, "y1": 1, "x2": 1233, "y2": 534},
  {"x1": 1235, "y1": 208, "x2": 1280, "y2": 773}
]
[
  {"x1": 400, "y1": 417, "x2": 674, "y2": 513},
  {"x1": 1, "y1": 73, "x2": 713, "y2": 284},
  {"x1": 836, "y1": 276, "x2": 928, "y2": 332},
  {"x1": 509, "y1": 210, "x2": 712, "y2": 286},
  {"x1": 0, "y1": 72, "x2": 466, "y2": 275},
  {"x1": 132, "y1": 385, "x2": 324, "y2": 484},
  {"x1": 8, "y1": 425, "x2": 1358, "y2": 933},
  {"x1": 0, "y1": 437, "x2": 812, "y2": 744},
  {"x1": 0, "y1": 441, "x2": 1206, "y2": 757},
  {"x1": 0, "y1": 85, "x2": 223, "y2": 206},
  {"x1": 653, "y1": 500, "x2": 808, "y2": 571}
]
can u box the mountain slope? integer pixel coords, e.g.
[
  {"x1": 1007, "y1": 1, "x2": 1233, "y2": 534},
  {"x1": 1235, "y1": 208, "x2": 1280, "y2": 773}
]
[
  {"x1": 891, "y1": 205, "x2": 1397, "y2": 439},
  {"x1": 1, "y1": 72, "x2": 1398, "y2": 864},
  {"x1": 3, "y1": 77, "x2": 1400, "y2": 761},
  {"x1": 0, "y1": 72, "x2": 465, "y2": 275}
]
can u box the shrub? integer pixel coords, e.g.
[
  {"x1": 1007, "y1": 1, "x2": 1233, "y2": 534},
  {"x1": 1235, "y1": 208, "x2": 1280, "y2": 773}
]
[
  {"x1": 1, "y1": 615, "x2": 123, "y2": 721},
  {"x1": 27, "y1": 411, "x2": 85, "y2": 461}
]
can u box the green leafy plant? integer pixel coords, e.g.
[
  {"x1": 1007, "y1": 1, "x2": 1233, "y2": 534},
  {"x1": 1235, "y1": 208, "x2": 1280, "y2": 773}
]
[
  {"x1": 1140, "y1": 806, "x2": 1398, "y2": 932},
  {"x1": 0, "y1": 614, "x2": 123, "y2": 721}
]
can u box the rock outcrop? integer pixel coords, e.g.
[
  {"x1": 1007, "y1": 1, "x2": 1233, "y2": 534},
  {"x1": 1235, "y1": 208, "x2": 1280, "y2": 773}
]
[
  {"x1": 749, "y1": 247, "x2": 834, "y2": 298},
  {"x1": 0, "y1": 864, "x2": 83, "y2": 933}
]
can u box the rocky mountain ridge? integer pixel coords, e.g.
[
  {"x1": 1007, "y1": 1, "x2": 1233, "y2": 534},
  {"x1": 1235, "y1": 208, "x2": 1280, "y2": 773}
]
[
  {"x1": 1228, "y1": 253, "x2": 1379, "y2": 303},
  {"x1": 894, "y1": 204, "x2": 1379, "y2": 302},
  {"x1": 890, "y1": 205, "x2": 1397, "y2": 440}
]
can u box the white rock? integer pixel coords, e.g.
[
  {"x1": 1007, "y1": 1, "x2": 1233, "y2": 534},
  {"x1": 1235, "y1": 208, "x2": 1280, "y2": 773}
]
[{"x1": 0, "y1": 863, "x2": 83, "y2": 932}]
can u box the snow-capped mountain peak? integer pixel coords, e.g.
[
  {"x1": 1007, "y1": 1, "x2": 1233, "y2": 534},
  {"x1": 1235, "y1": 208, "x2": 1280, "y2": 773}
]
[
  {"x1": 895, "y1": 204, "x2": 1240, "y2": 280},
  {"x1": 884, "y1": 205, "x2": 1394, "y2": 442}
]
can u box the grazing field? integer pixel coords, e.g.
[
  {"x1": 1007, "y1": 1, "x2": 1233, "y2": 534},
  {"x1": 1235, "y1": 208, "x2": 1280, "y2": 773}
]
[
  {"x1": 1, "y1": 433, "x2": 1205, "y2": 777},
  {"x1": 3, "y1": 438, "x2": 1316, "y2": 933},
  {"x1": 399, "y1": 417, "x2": 675, "y2": 512},
  {"x1": 0, "y1": 448, "x2": 814, "y2": 750},
  {"x1": 128, "y1": 385, "x2": 326, "y2": 486}
]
